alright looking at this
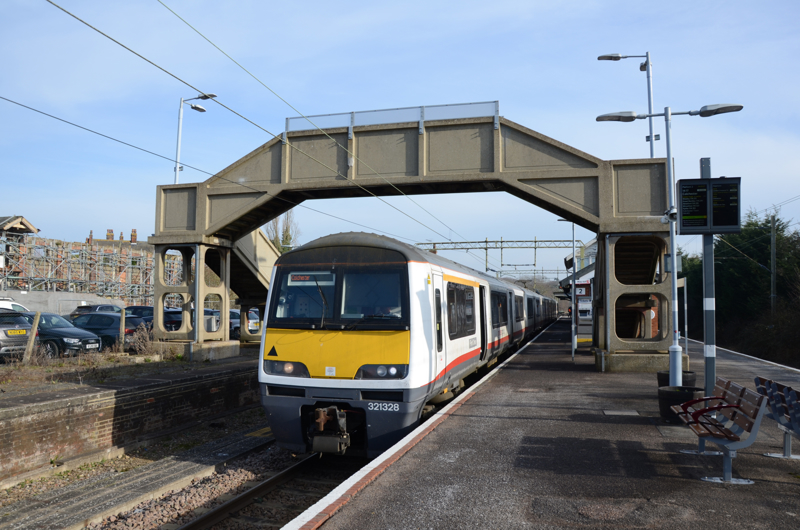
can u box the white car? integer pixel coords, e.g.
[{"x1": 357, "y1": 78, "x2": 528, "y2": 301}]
[{"x1": 0, "y1": 297, "x2": 30, "y2": 313}]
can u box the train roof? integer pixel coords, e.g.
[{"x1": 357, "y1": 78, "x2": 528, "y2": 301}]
[{"x1": 286, "y1": 232, "x2": 554, "y2": 302}]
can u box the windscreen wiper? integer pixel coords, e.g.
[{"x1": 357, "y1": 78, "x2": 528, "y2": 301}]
[{"x1": 312, "y1": 275, "x2": 329, "y2": 329}]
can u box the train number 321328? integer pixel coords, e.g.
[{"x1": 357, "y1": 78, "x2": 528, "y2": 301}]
[{"x1": 367, "y1": 402, "x2": 400, "y2": 412}]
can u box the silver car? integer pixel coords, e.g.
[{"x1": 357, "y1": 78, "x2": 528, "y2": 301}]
[{"x1": 0, "y1": 310, "x2": 32, "y2": 361}]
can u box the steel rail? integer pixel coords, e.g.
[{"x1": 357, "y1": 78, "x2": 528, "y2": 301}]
[{"x1": 176, "y1": 453, "x2": 319, "y2": 530}]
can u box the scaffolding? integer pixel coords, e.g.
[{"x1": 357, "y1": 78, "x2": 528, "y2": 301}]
[{"x1": 0, "y1": 234, "x2": 183, "y2": 306}]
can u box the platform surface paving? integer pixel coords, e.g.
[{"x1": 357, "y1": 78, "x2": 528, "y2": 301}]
[{"x1": 320, "y1": 320, "x2": 800, "y2": 529}]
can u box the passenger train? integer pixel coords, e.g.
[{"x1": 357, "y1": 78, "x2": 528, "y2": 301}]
[{"x1": 258, "y1": 232, "x2": 557, "y2": 457}]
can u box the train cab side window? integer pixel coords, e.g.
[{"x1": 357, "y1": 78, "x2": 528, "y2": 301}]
[
  {"x1": 515, "y1": 296, "x2": 524, "y2": 322},
  {"x1": 435, "y1": 289, "x2": 443, "y2": 352}
]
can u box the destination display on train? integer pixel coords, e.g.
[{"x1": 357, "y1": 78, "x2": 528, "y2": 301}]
[{"x1": 677, "y1": 177, "x2": 741, "y2": 235}]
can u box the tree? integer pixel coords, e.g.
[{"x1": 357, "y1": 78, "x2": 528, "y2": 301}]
[
  {"x1": 265, "y1": 211, "x2": 301, "y2": 254},
  {"x1": 679, "y1": 210, "x2": 800, "y2": 367}
]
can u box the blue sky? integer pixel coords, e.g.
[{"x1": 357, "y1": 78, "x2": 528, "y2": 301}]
[{"x1": 2, "y1": 0, "x2": 798, "y2": 279}]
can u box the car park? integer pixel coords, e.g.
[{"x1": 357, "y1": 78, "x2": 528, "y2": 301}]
[
  {"x1": 68, "y1": 304, "x2": 123, "y2": 321},
  {"x1": 0, "y1": 309, "x2": 32, "y2": 361},
  {"x1": 126, "y1": 305, "x2": 154, "y2": 327},
  {"x1": 22, "y1": 312, "x2": 101, "y2": 357},
  {"x1": 71, "y1": 312, "x2": 144, "y2": 351},
  {"x1": 163, "y1": 308, "x2": 219, "y2": 332},
  {"x1": 228, "y1": 308, "x2": 261, "y2": 339}
]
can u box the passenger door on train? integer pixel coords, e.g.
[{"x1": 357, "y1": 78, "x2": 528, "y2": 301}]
[
  {"x1": 432, "y1": 273, "x2": 445, "y2": 385},
  {"x1": 479, "y1": 286, "x2": 487, "y2": 361}
]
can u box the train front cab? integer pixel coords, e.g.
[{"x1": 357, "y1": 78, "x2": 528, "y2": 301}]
[{"x1": 259, "y1": 244, "x2": 428, "y2": 457}]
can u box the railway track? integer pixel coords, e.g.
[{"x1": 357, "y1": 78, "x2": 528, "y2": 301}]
[
  {"x1": 177, "y1": 453, "x2": 370, "y2": 530},
  {"x1": 173, "y1": 337, "x2": 541, "y2": 529}
]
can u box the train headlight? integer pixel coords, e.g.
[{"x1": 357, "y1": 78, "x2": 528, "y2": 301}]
[
  {"x1": 354, "y1": 364, "x2": 408, "y2": 379},
  {"x1": 263, "y1": 360, "x2": 310, "y2": 378}
]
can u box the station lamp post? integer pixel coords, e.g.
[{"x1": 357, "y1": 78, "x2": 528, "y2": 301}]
[
  {"x1": 598, "y1": 52, "x2": 655, "y2": 158},
  {"x1": 596, "y1": 103, "x2": 743, "y2": 386},
  {"x1": 558, "y1": 218, "x2": 577, "y2": 362},
  {"x1": 174, "y1": 93, "x2": 217, "y2": 185}
]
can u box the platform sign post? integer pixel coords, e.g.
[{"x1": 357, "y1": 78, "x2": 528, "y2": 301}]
[
  {"x1": 700, "y1": 159, "x2": 716, "y2": 396},
  {"x1": 678, "y1": 160, "x2": 741, "y2": 395}
]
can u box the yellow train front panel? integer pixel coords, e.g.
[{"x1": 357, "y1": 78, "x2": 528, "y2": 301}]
[{"x1": 263, "y1": 329, "x2": 410, "y2": 379}]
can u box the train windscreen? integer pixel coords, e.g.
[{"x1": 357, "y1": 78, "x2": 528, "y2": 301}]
[{"x1": 267, "y1": 246, "x2": 409, "y2": 331}]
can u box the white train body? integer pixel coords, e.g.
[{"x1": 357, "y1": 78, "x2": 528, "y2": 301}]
[{"x1": 258, "y1": 233, "x2": 556, "y2": 457}]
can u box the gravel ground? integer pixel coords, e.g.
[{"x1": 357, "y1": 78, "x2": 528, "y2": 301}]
[
  {"x1": 87, "y1": 444, "x2": 298, "y2": 529},
  {"x1": 0, "y1": 406, "x2": 268, "y2": 509}
]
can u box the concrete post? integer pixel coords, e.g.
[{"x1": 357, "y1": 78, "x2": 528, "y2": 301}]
[
  {"x1": 771, "y1": 214, "x2": 776, "y2": 317},
  {"x1": 23, "y1": 311, "x2": 40, "y2": 364}
]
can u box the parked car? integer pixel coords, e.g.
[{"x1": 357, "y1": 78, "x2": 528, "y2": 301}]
[
  {"x1": 22, "y1": 312, "x2": 101, "y2": 357},
  {"x1": 0, "y1": 297, "x2": 30, "y2": 313},
  {"x1": 163, "y1": 308, "x2": 219, "y2": 332},
  {"x1": 68, "y1": 304, "x2": 123, "y2": 321},
  {"x1": 228, "y1": 308, "x2": 261, "y2": 339},
  {"x1": 71, "y1": 312, "x2": 144, "y2": 351},
  {"x1": 0, "y1": 309, "x2": 32, "y2": 361},
  {"x1": 126, "y1": 305, "x2": 154, "y2": 327}
]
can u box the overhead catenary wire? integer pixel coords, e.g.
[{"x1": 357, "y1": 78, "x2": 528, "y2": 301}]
[
  {"x1": 45, "y1": 0, "x2": 504, "y2": 271},
  {"x1": 0, "y1": 94, "x2": 420, "y2": 245},
  {"x1": 713, "y1": 236, "x2": 770, "y2": 272},
  {"x1": 155, "y1": 0, "x2": 481, "y2": 246},
  {"x1": 0, "y1": 95, "x2": 212, "y2": 176},
  {"x1": 755, "y1": 193, "x2": 800, "y2": 215},
  {"x1": 44, "y1": 0, "x2": 460, "y2": 246},
  {"x1": 155, "y1": 0, "x2": 506, "y2": 271}
]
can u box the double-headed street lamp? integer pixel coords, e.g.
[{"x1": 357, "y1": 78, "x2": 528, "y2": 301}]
[
  {"x1": 598, "y1": 52, "x2": 656, "y2": 158},
  {"x1": 174, "y1": 93, "x2": 217, "y2": 184},
  {"x1": 597, "y1": 103, "x2": 743, "y2": 386}
]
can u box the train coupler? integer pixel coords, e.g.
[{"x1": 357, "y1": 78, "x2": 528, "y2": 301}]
[{"x1": 311, "y1": 406, "x2": 351, "y2": 455}]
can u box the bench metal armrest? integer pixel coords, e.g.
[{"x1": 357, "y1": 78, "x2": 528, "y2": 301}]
[
  {"x1": 691, "y1": 404, "x2": 740, "y2": 423},
  {"x1": 679, "y1": 396, "x2": 723, "y2": 414}
]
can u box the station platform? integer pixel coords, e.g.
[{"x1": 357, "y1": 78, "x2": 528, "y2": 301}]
[{"x1": 290, "y1": 319, "x2": 800, "y2": 529}]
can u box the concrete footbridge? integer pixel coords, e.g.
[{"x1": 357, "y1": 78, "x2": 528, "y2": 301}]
[{"x1": 148, "y1": 101, "x2": 677, "y2": 370}]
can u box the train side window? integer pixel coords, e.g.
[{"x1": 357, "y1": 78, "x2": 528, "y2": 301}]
[
  {"x1": 435, "y1": 289, "x2": 443, "y2": 352},
  {"x1": 527, "y1": 297, "x2": 534, "y2": 318},
  {"x1": 447, "y1": 283, "x2": 476, "y2": 339},
  {"x1": 498, "y1": 295, "x2": 508, "y2": 326},
  {"x1": 515, "y1": 296, "x2": 524, "y2": 322},
  {"x1": 465, "y1": 288, "x2": 475, "y2": 335},
  {"x1": 491, "y1": 293, "x2": 500, "y2": 328},
  {"x1": 447, "y1": 284, "x2": 457, "y2": 339}
]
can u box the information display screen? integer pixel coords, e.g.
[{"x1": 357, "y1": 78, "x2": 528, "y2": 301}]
[
  {"x1": 677, "y1": 177, "x2": 741, "y2": 235},
  {"x1": 712, "y1": 181, "x2": 740, "y2": 228},
  {"x1": 679, "y1": 182, "x2": 708, "y2": 229}
]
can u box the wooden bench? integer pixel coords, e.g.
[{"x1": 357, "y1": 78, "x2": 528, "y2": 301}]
[
  {"x1": 755, "y1": 376, "x2": 800, "y2": 460},
  {"x1": 670, "y1": 376, "x2": 766, "y2": 484}
]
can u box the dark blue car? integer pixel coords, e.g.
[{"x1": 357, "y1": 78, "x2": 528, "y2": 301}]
[
  {"x1": 23, "y1": 312, "x2": 102, "y2": 357},
  {"x1": 71, "y1": 312, "x2": 144, "y2": 351}
]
